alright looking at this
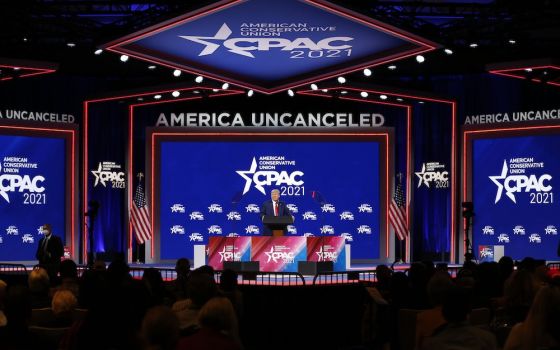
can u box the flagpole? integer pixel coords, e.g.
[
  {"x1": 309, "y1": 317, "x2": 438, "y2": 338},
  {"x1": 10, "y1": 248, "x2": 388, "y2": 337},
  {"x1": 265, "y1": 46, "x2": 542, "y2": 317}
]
[{"x1": 135, "y1": 172, "x2": 144, "y2": 264}]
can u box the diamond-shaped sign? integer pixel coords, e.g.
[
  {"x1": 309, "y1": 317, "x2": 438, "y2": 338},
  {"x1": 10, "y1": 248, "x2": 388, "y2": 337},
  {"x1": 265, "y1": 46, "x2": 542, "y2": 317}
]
[{"x1": 106, "y1": 0, "x2": 437, "y2": 94}]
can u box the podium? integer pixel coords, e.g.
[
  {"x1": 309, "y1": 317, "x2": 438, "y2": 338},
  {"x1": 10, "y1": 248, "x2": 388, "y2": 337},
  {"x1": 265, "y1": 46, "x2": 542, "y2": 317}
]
[{"x1": 262, "y1": 215, "x2": 294, "y2": 236}]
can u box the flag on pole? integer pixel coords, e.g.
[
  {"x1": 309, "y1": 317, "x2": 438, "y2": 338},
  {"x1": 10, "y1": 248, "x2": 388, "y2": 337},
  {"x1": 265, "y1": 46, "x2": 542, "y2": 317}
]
[
  {"x1": 131, "y1": 173, "x2": 151, "y2": 244},
  {"x1": 389, "y1": 175, "x2": 408, "y2": 241}
]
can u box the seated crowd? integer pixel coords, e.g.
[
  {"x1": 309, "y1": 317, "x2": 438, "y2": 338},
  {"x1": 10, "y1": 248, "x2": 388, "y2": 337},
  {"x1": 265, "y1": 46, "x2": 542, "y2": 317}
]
[{"x1": 0, "y1": 256, "x2": 558, "y2": 350}]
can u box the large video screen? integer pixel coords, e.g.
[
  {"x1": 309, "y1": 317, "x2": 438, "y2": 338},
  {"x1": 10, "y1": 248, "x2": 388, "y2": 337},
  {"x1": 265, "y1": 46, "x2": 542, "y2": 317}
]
[
  {"x1": 157, "y1": 136, "x2": 384, "y2": 261},
  {"x1": 0, "y1": 134, "x2": 66, "y2": 261},
  {"x1": 472, "y1": 134, "x2": 559, "y2": 260}
]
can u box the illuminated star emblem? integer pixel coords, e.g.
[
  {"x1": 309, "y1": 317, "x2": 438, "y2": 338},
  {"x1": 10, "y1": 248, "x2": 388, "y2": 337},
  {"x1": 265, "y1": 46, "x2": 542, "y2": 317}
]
[
  {"x1": 316, "y1": 247, "x2": 326, "y2": 261},
  {"x1": 237, "y1": 157, "x2": 265, "y2": 195},
  {"x1": 91, "y1": 163, "x2": 106, "y2": 187},
  {"x1": 264, "y1": 247, "x2": 277, "y2": 263},
  {"x1": 415, "y1": 164, "x2": 428, "y2": 188},
  {"x1": 218, "y1": 247, "x2": 228, "y2": 262},
  {"x1": 179, "y1": 23, "x2": 242, "y2": 57},
  {"x1": 489, "y1": 160, "x2": 515, "y2": 203}
]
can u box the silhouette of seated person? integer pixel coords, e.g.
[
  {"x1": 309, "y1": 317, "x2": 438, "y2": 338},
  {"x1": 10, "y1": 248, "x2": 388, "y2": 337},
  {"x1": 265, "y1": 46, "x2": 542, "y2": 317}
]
[
  {"x1": 177, "y1": 296, "x2": 242, "y2": 350},
  {"x1": 172, "y1": 268, "x2": 218, "y2": 332},
  {"x1": 421, "y1": 286, "x2": 497, "y2": 350}
]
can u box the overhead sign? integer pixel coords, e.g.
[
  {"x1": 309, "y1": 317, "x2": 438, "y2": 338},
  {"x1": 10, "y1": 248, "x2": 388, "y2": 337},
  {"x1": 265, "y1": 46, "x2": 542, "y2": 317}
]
[{"x1": 105, "y1": 0, "x2": 436, "y2": 93}]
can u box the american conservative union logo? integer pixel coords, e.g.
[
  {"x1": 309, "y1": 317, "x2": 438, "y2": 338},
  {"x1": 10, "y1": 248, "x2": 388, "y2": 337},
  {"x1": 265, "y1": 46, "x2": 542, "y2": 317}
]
[{"x1": 105, "y1": 0, "x2": 436, "y2": 93}]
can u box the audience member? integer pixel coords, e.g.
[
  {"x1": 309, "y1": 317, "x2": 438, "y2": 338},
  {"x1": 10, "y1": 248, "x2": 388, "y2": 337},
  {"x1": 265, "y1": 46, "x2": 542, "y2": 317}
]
[
  {"x1": 421, "y1": 286, "x2": 497, "y2": 350},
  {"x1": 177, "y1": 296, "x2": 242, "y2": 350},
  {"x1": 172, "y1": 269, "x2": 218, "y2": 331},
  {"x1": 173, "y1": 258, "x2": 191, "y2": 300},
  {"x1": 28, "y1": 267, "x2": 51, "y2": 308},
  {"x1": 503, "y1": 284, "x2": 560, "y2": 350},
  {"x1": 0, "y1": 279, "x2": 7, "y2": 327},
  {"x1": 142, "y1": 305, "x2": 180, "y2": 350},
  {"x1": 415, "y1": 271, "x2": 454, "y2": 349}
]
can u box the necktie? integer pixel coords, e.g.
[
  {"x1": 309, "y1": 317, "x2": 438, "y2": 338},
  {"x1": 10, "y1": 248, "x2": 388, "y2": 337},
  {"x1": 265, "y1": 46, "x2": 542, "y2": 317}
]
[
  {"x1": 42, "y1": 237, "x2": 49, "y2": 254},
  {"x1": 274, "y1": 202, "x2": 279, "y2": 216}
]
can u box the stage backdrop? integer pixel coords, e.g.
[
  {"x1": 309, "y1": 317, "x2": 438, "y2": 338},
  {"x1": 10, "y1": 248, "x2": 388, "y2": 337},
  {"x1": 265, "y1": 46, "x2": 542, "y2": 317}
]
[
  {"x1": 0, "y1": 129, "x2": 68, "y2": 261},
  {"x1": 153, "y1": 133, "x2": 387, "y2": 262},
  {"x1": 469, "y1": 128, "x2": 559, "y2": 260}
]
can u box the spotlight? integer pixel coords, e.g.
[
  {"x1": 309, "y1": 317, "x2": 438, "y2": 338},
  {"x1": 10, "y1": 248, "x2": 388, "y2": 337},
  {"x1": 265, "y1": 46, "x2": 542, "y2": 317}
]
[
  {"x1": 337, "y1": 76, "x2": 346, "y2": 84},
  {"x1": 212, "y1": 89, "x2": 219, "y2": 92},
  {"x1": 195, "y1": 76, "x2": 204, "y2": 83},
  {"x1": 173, "y1": 69, "x2": 182, "y2": 77},
  {"x1": 508, "y1": 39, "x2": 516, "y2": 45},
  {"x1": 23, "y1": 37, "x2": 28, "y2": 42},
  {"x1": 67, "y1": 42, "x2": 76, "y2": 48},
  {"x1": 340, "y1": 91, "x2": 348, "y2": 95},
  {"x1": 288, "y1": 89, "x2": 295, "y2": 97},
  {"x1": 444, "y1": 48, "x2": 453, "y2": 55},
  {"x1": 379, "y1": 95, "x2": 388, "y2": 100},
  {"x1": 221, "y1": 83, "x2": 230, "y2": 90},
  {"x1": 172, "y1": 91, "x2": 180, "y2": 97},
  {"x1": 419, "y1": 101, "x2": 425, "y2": 104},
  {"x1": 415, "y1": 55, "x2": 425, "y2": 63},
  {"x1": 360, "y1": 91, "x2": 369, "y2": 98},
  {"x1": 247, "y1": 90, "x2": 254, "y2": 97},
  {"x1": 13, "y1": 67, "x2": 20, "y2": 71},
  {"x1": 137, "y1": 97, "x2": 144, "y2": 101},
  {"x1": 388, "y1": 65, "x2": 397, "y2": 70},
  {"x1": 94, "y1": 49, "x2": 103, "y2": 55},
  {"x1": 396, "y1": 98, "x2": 404, "y2": 102},
  {"x1": 310, "y1": 83, "x2": 318, "y2": 90},
  {"x1": 363, "y1": 68, "x2": 372, "y2": 77},
  {"x1": 120, "y1": 55, "x2": 129, "y2": 62},
  {"x1": 469, "y1": 43, "x2": 478, "y2": 48},
  {"x1": 322, "y1": 89, "x2": 328, "y2": 93},
  {"x1": 148, "y1": 65, "x2": 156, "y2": 70},
  {"x1": 154, "y1": 94, "x2": 162, "y2": 99},
  {"x1": 193, "y1": 90, "x2": 200, "y2": 94},
  {"x1": 525, "y1": 68, "x2": 533, "y2": 72}
]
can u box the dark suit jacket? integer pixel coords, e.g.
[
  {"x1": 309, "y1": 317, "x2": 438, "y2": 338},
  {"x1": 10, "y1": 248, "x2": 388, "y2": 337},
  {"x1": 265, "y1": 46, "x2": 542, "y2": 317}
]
[
  {"x1": 36, "y1": 234, "x2": 64, "y2": 265},
  {"x1": 260, "y1": 200, "x2": 292, "y2": 235}
]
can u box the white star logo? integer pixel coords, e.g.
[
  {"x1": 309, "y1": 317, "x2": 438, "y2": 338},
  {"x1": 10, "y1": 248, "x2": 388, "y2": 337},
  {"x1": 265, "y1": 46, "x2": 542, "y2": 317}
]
[
  {"x1": 316, "y1": 247, "x2": 326, "y2": 262},
  {"x1": 237, "y1": 157, "x2": 265, "y2": 195},
  {"x1": 91, "y1": 163, "x2": 106, "y2": 187},
  {"x1": 489, "y1": 160, "x2": 515, "y2": 203},
  {"x1": 415, "y1": 164, "x2": 429, "y2": 188},
  {"x1": 179, "y1": 23, "x2": 256, "y2": 58},
  {"x1": 218, "y1": 247, "x2": 228, "y2": 262},
  {"x1": 264, "y1": 247, "x2": 277, "y2": 263}
]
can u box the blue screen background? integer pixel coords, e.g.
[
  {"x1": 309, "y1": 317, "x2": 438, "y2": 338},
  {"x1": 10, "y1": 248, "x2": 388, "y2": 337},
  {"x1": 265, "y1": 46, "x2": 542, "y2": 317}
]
[
  {"x1": 0, "y1": 135, "x2": 66, "y2": 261},
  {"x1": 472, "y1": 135, "x2": 560, "y2": 260},
  {"x1": 159, "y1": 139, "x2": 381, "y2": 260}
]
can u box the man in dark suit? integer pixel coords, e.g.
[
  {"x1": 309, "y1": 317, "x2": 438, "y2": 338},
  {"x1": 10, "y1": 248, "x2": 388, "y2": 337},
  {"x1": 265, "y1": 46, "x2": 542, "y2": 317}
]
[
  {"x1": 260, "y1": 189, "x2": 293, "y2": 235},
  {"x1": 35, "y1": 224, "x2": 64, "y2": 280}
]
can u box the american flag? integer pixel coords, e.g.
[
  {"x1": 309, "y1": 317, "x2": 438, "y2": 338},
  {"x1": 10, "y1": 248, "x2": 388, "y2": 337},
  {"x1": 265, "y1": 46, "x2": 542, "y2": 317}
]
[
  {"x1": 131, "y1": 179, "x2": 151, "y2": 244},
  {"x1": 389, "y1": 177, "x2": 408, "y2": 241}
]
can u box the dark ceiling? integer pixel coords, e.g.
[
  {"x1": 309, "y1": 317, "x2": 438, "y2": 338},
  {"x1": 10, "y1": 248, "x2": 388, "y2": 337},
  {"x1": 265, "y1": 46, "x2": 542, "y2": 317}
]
[{"x1": 0, "y1": 0, "x2": 559, "y2": 90}]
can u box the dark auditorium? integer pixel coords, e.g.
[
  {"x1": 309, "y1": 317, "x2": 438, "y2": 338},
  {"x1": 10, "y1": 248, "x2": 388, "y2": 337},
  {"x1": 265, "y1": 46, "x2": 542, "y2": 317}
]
[{"x1": 1, "y1": 1, "x2": 559, "y2": 349}]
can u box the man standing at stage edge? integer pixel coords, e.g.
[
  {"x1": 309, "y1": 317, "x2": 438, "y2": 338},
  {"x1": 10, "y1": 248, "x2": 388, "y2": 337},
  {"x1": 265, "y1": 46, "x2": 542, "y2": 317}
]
[
  {"x1": 260, "y1": 189, "x2": 292, "y2": 235},
  {"x1": 36, "y1": 224, "x2": 64, "y2": 280}
]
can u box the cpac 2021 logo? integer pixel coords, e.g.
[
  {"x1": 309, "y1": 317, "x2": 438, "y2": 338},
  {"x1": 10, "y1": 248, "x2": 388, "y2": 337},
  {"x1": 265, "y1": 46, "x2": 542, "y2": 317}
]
[
  {"x1": 237, "y1": 157, "x2": 304, "y2": 195},
  {"x1": 0, "y1": 163, "x2": 45, "y2": 203},
  {"x1": 489, "y1": 160, "x2": 552, "y2": 204},
  {"x1": 415, "y1": 162, "x2": 449, "y2": 189},
  {"x1": 180, "y1": 23, "x2": 354, "y2": 59}
]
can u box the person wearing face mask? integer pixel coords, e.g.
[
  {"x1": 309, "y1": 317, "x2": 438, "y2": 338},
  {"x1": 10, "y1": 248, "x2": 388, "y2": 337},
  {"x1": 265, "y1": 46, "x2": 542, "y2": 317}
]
[{"x1": 35, "y1": 224, "x2": 64, "y2": 281}]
